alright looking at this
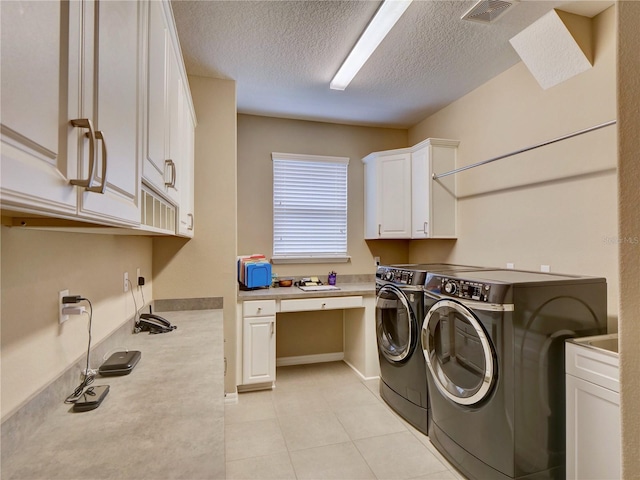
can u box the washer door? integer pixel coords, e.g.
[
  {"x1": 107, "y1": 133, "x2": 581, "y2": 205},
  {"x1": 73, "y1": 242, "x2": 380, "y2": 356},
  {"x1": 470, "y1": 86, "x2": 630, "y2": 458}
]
[
  {"x1": 376, "y1": 285, "x2": 416, "y2": 363},
  {"x1": 422, "y1": 299, "x2": 496, "y2": 405}
]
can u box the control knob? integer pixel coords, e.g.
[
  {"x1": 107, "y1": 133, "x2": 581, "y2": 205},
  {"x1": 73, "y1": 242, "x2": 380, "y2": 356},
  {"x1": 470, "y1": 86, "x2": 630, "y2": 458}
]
[
  {"x1": 444, "y1": 281, "x2": 457, "y2": 295},
  {"x1": 384, "y1": 271, "x2": 394, "y2": 281}
]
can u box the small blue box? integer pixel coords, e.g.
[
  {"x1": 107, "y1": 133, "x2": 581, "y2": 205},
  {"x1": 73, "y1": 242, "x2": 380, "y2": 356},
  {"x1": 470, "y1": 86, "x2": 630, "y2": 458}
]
[{"x1": 244, "y1": 262, "x2": 272, "y2": 289}]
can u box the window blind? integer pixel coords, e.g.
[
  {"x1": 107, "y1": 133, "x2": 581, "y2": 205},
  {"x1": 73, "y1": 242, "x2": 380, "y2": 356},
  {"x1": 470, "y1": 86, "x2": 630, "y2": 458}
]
[{"x1": 272, "y1": 153, "x2": 349, "y2": 259}]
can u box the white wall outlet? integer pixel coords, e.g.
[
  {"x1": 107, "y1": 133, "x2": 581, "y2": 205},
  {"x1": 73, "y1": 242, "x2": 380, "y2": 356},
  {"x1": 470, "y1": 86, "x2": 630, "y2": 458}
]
[
  {"x1": 374, "y1": 256, "x2": 380, "y2": 266},
  {"x1": 506, "y1": 263, "x2": 515, "y2": 269},
  {"x1": 124, "y1": 272, "x2": 129, "y2": 292},
  {"x1": 136, "y1": 267, "x2": 141, "y2": 285},
  {"x1": 59, "y1": 289, "x2": 69, "y2": 324},
  {"x1": 541, "y1": 265, "x2": 550, "y2": 272}
]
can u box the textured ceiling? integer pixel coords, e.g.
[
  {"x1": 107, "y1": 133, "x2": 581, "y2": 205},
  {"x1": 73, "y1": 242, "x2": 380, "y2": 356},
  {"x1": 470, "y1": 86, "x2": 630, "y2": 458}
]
[{"x1": 171, "y1": 0, "x2": 613, "y2": 128}]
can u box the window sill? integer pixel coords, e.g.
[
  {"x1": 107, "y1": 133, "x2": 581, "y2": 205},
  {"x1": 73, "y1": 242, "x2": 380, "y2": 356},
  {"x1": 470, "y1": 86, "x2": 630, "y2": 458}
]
[{"x1": 271, "y1": 256, "x2": 351, "y2": 264}]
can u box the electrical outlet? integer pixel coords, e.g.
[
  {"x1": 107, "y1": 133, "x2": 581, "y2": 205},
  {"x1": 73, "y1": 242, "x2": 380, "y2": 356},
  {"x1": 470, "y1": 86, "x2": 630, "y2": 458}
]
[
  {"x1": 506, "y1": 263, "x2": 515, "y2": 269},
  {"x1": 136, "y1": 268, "x2": 141, "y2": 285},
  {"x1": 124, "y1": 272, "x2": 129, "y2": 292},
  {"x1": 374, "y1": 256, "x2": 380, "y2": 266},
  {"x1": 541, "y1": 265, "x2": 550, "y2": 273},
  {"x1": 59, "y1": 289, "x2": 69, "y2": 324}
]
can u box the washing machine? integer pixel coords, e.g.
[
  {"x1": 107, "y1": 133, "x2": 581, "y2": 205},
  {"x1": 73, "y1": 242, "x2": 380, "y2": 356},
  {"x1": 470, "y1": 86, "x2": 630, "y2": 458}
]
[
  {"x1": 421, "y1": 269, "x2": 607, "y2": 479},
  {"x1": 375, "y1": 263, "x2": 489, "y2": 434}
]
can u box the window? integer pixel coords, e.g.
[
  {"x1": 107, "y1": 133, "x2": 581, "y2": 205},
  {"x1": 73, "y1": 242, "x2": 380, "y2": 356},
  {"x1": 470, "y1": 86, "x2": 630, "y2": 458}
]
[{"x1": 272, "y1": 152, "x2": 349, "y2": 263}]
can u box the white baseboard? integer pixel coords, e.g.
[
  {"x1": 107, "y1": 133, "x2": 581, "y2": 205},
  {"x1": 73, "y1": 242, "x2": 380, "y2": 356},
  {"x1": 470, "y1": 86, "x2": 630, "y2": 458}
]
[
  {"x1": 224, "y1": 390, "x2": 239, "y2": 405},
  {"x1": 276, "y1": 352, "x2": 344, "y2": 367},
  {"x1": 344, "y1": 359, "x2": 381, "y2": 382}
]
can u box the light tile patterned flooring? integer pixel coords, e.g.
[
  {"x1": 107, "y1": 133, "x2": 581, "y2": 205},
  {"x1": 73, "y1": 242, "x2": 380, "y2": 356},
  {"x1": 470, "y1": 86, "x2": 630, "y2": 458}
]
[{"x1": 225, "y1": 362, "x2": 464, "y2": 480}]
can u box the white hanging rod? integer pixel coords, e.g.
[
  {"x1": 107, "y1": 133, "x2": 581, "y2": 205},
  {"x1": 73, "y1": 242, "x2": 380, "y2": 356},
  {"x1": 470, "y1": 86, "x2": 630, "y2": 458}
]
[{"x1": 432, "y1": 120, "x2": 617, "y2": 180}]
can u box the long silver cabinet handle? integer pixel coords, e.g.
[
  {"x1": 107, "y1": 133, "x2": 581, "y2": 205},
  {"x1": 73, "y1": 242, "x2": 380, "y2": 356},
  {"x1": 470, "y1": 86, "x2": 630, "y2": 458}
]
[
  {"x1": 188, "y1": 213, "x2": 194, "y2": 230},
  {"x1": 69, "y1": 118, "x2": 96, "y2": 188},
  {"x1": 86, "y1": 131, "x2": 107, "y2": 194},
  {"x1": 165, "y1": 159, "x2": 177, "y2": 188}
]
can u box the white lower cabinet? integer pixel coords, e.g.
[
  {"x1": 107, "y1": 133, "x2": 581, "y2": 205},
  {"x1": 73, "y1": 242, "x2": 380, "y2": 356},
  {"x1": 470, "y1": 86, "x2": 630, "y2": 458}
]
[
  {"x1": 565, "y1": 336, "x2": 620, "y2": 480},
  {"x1": 242, "y1": 300, "x2": 276, "y2": 385}
]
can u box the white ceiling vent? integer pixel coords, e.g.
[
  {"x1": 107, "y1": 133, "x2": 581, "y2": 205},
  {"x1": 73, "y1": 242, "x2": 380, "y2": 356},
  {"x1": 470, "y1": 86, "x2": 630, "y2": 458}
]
[{"x1": 461, "y1": 0, "x2": 516, "y2": 23}]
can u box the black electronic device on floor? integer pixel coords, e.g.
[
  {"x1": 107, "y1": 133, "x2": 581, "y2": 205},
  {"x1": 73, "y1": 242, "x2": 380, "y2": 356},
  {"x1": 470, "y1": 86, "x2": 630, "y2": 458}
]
[
  {"x1": 99, "y1": 350, "x2": 142, "y2": 376},
  {"x1": 72, "y1": 385, "x2": 110, "y2": 412}
]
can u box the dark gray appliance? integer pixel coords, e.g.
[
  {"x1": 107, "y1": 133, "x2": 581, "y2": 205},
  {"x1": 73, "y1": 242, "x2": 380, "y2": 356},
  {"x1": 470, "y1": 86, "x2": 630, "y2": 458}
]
[
  {"x1": 375, "y1": 263, "x2": 489, "y2": 434},
  {"x1": 421, "y1": 269, "x2": 607, "y2": 480}
]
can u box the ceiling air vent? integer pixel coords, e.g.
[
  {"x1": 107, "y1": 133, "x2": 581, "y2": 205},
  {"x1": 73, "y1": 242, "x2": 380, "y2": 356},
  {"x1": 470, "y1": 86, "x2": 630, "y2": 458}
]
[{"x1": 461, "y1": 0, "x2": 516, "y2": 23}]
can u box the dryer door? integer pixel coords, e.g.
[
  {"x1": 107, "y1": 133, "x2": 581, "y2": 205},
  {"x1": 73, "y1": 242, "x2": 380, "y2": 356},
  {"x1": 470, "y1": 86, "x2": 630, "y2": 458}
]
[
  {"x1": 376, "y1": 285, "x2": 416, "y2": 363},
  {"x1": 422, "y1": 299, "x2": 496, "y2": 405}
]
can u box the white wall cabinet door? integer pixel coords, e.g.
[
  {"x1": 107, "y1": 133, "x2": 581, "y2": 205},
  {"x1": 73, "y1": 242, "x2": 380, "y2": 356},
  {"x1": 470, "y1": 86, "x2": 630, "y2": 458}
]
[
  {"x1": 72, "y1": 0, "x2": 141, "y2": 226},
  {"x1": 242, "y1": 316, "x2": 276, "y2": 385},
  {"x1": 143, "y1": 0, "x2": 182, "y2": 206},
  {"x1": 143, "y1": 0, "x2": 169, "y2": 193},
  {"x1": 411, "y1": 139, "x2": 458, "y2": 239},
  {"x1": 363, "y1": 152, "x2": 412, "y2": 239},
  {"x1": 0, "y1": 1, "x2": 77, "y2": 217},
  {"x1": 177, "y1": 86, "x2": 195, "y2": 238}
]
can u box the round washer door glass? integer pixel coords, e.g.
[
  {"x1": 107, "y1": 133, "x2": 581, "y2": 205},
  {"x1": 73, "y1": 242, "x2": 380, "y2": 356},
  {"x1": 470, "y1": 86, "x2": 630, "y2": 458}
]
[
  {"x1": 376, "y1": 285, "x2": 415, "y2": 363},
  {"x1": 421, "y1": 300, "x2": 495, "y2": 405}
]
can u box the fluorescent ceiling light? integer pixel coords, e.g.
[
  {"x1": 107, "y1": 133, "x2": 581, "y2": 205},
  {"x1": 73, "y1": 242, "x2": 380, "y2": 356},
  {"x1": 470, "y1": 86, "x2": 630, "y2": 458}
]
[{"x1": 330, "y1": 0, "x2": 413, "y2": 91}]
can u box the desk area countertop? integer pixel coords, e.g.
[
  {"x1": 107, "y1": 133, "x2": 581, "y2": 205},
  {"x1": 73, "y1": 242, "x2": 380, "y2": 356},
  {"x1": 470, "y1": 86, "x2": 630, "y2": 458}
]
[{"x1": 237, "y1": 282, "x2": 376, "y2": 301}]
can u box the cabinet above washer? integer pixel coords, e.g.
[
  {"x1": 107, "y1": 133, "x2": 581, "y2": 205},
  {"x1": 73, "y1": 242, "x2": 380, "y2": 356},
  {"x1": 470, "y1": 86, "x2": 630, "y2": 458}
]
[{"x1": 362, "y1": 138, "x2": 459, "y2": 240}]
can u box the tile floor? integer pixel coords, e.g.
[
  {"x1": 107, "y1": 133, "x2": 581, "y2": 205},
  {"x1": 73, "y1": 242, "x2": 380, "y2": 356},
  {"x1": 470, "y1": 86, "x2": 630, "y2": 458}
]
[{"x1": 225, "y1": 362, "x2": 464, "y2": 480}]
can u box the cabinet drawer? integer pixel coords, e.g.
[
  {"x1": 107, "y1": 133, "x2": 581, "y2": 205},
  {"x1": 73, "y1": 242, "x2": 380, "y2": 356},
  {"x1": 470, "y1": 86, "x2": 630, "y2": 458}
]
[
  {"x1": 243, "y1": 300, "x2": 276, "y2": 317},
  {"x1": 566, "y1": 342, "x2": 619, "y2": 393},
  {"x1": 280, "y1": 296, "x2": 363, "y2": 312}
]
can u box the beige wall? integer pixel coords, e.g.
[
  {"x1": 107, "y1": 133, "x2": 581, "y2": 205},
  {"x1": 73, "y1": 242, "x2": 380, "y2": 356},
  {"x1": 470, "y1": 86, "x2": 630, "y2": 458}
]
[
  {"x1": 0, "y1": 228, "x2": 152, "y2": 419},
  {"x1": 153, "y1": 76, "x2": 238, "y2": 393},
  {"x1": 408, "y1": 7, "x2": 618, "y2": 328},
  {"x1": 617, "y1": 2, "x2": 640, "y2": 476}
]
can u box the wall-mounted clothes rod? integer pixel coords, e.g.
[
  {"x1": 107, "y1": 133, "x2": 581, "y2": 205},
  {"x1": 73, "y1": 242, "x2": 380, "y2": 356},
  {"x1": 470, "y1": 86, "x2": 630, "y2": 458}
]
[{"x1": 432, "y1": 120, "x2": 617, "y2": 180}]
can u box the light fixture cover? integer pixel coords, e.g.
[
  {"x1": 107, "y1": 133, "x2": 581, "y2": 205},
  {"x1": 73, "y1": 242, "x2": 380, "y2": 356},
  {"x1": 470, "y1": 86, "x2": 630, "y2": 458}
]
[{"x1": 330, "y1": 0, "x2": 413, "y2": 91}]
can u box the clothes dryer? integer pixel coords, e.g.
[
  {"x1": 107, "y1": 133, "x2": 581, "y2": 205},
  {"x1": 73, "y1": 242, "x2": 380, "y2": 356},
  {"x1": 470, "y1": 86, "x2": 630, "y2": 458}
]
[
  {"x1": 375, "y1": 264, "x2": 489, "y2": 434},
  {"x1": 421, "y1": 269, "x2": 607, "y2": 479}
]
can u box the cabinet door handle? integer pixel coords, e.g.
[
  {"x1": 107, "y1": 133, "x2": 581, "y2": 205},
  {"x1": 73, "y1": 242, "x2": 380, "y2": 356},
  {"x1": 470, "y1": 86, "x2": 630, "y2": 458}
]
[
  {"x1": 270, "y1": 321, "x2": 274, "y2": 336},
  {"x1": 165, "y1": 159, "x2": 177, "y2": 188},
  {"x1": 69, "y1": 118, "x2": 96, "y2": 189},
  {"x1": 188, "y1": 213, "x2": 194, "y2": 230},
  {"x1": 423, "y1": 221, "x2": 428, "y2": 234},
  {"x1": 378, "y1": 224, "x2": 381, "y2": 236},
  {"x1": 86, "y1": 130, "x2": 107, "y2": 194}
]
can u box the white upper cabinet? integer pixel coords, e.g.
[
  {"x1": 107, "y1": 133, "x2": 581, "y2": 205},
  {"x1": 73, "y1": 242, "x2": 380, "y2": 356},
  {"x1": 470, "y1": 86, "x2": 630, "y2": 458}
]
[
  {"x1": 362, "y1": 139, "x2": 458, "y2": 240},
  {"x1": 143, "y1": 1, "x2": 194, "y2": 209},
  {"x1": 411, "y1": 139, "x2": 458, "y2": 239},
  {"x1": 363, "y1": 151, "x2": 412, "y2": 239},
  {"x1": 71, "y1": 0, "x2": 142, "y2": 226},
  {"x1": 1, "y1": 1, "x2": 77, "y2": 217},
  {"x1": 177, "y1": 86, "x2": 196, "y2": 238},
  {"x1": 1, "y1": 0, "x2": 141, "y2": 226},
  {"x1": 1, "y1": 0, "x2": 194, "y2": 236}
]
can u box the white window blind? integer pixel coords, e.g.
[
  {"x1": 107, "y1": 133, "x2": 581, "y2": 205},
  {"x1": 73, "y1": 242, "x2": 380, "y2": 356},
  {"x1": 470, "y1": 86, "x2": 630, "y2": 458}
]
[{"x1": 272, "y1": 152, "x2": 349, "y2": 261}]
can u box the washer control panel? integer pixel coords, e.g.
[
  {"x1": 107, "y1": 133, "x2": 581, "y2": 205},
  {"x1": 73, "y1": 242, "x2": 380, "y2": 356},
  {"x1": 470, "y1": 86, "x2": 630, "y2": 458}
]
[
  {"x1": 376, "y1": 267, "x2": 425, "y2": 286},
  {"x1": 440, "y1": 278, "x2": 491, "y2": 302}
]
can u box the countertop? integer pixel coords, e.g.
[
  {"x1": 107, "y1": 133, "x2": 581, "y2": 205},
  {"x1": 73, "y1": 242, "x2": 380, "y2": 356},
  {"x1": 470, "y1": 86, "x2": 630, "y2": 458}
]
[
  {"x1": 1, "y1": 310, "x2": 225, "y2": 480},
  {"x1": 237, "y1": 282, "x2": 376, "y2": 301}
]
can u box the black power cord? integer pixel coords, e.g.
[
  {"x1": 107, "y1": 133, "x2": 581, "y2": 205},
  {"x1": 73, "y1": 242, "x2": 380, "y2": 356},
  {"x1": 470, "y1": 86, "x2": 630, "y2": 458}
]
[{"x1": 63, "y1": 297, "x2": 95, "y2": 404}]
